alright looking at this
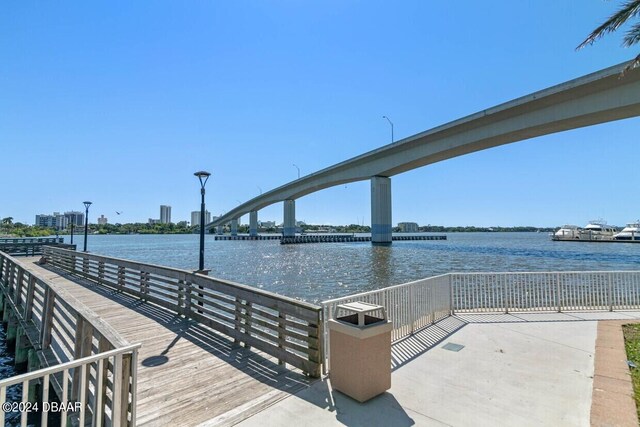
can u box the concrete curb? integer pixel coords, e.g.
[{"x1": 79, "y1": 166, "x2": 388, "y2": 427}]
[{"x1": 591, "y1": 320, "x2": 640, "y2": 427}]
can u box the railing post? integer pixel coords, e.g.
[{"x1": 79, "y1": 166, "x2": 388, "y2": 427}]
[
  {"x1": 409, "y1": 285, "x2": 416, "y2": 334},
  {"x1": 245, "y1": 302, "x2": 252, "y2": 350},
  {"x1": 24, "y1": 275, "x2": 36, "y2": 320},
  {"x1": 184, "y1": 281, "x2": 192, "y2": 319},
  {"x1": 449, "y1": 273, "x2": 455, "y2": 315},
  {"x1": 40, "y1": 287, "x2": 55, "y2": 349},
  {"x1": 608, "y1": 273, "x2": 614, "y2": 312},
  {"x1": 117, "y1": 266, "x2": 125, "y2": 292},
  {"x1": 177, "y1": 279, "x2": 185, "y2": 315},
  {"x1": 503, "y1": 274, "x2": 509, "y2": 314},
  {"x1": 556, "y1": 273, "x2": 562, "y2": 312},
  {"x1": 139, "y1": 271, "x2": 147, "y2": 300},
  {"x1": 98, "y1": 261, "x2": 105, "y2": 281},
  {"x1": 14, "y1": 268, "x2": 24, "y2": 306},
  {"x1": 112, "y1": 353, "x2": 124, "y2": 426},
  {"x1": 8, "y1": 263, "x2": 15, "y2": 295},
  {"x1": 119, "y1": 354, "x2": 132, "y2": 426},
  {"x1": 234, "y1": 297, "x2": 242, "y2": 345},
  {"x1": 0, "y1": 255, "x2": 4, "y2": 283},
  {"x1": 278, "y1": 312, "x2": 286, "y2": 367}
]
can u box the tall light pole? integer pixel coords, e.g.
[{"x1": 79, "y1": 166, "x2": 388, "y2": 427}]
[
  {"x1": 293, "y1": 164, "x2": 300, "y2": 179},
  {"x1": 70, "y1": 213, "x2": 75, "y2": 245},
  {"x1": 383, "y1": 115, "x2": 394, "y2": 143},
  {"x1": 194, "y1": 171, "x2": 211, "y2": 272},
  {"x1": 83, "y1": 201, "x2": 92, "y2": 252}
]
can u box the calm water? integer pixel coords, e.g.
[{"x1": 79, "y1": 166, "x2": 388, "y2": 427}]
[
  {"x1": 1, "y1": 232, "x2": 639, "y2": 387},
  {"x1": 74, "y1": 232, "x2": 640, "y2": 304}
]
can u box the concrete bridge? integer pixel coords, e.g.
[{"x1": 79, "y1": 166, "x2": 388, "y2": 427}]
[{"x1": 208, "y1": 61, "x2": 640, "y2": 244}]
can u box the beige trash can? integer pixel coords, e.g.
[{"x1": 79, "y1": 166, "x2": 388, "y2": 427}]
[{"x1": 328, "y1": 301, "x2": 392, "y2": 402}]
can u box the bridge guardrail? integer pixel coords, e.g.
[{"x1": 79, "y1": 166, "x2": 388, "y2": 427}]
[
  {"x1": 43, "y1": 246, "x2": 323, "y2": 378},
  {"x1": 0, "y1": 250, "x2": 139, "y2": 427}
]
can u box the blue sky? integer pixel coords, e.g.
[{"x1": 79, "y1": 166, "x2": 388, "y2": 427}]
[{"x1": 1, "y1": 1, "x2": 638, "y2": 227}]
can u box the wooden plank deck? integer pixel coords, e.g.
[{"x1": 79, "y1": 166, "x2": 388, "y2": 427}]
[{"x1": 21, "y1": 257, "x2": 312, "y2": 426}]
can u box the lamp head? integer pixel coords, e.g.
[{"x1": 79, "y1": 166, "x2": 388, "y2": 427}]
[
  {"x1": 83, "y1": 201, "x2": 92, "y2": 210},
  {"x1": 194, "y1": 171, "x2": 211, "y2": 188}
]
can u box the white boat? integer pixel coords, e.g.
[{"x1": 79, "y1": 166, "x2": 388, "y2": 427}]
[
  {"x1": 553, "y1": 225, "x2": 581, "y2": 239},
  {"x1": 552, "y1": 220, "x2": 617, "y2": 241},
  {"x1": 580, "y1": 220, "x2": 617, "y2": 240},
  {"x1": 614, "y1": 221, "x2": 640, "y2": 241}
]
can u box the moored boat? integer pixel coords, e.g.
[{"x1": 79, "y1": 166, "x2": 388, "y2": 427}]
[
  {"x1": 614, "y1": 221, "x2": 640, "y2": 241},
  {"x1": 553, "y1": 225, "x2": 581, "y2": 240},
  {"x1": 552, "y1": 220, "x2": 617, "y2": 241}
]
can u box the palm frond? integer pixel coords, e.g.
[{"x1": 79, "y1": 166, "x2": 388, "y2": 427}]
[
  {"x1": 577, "y1": 0, "x2": 640, "y2": 49},
  {"x1": 623, "y1": 21, "x2": 640, "y2": 45}
]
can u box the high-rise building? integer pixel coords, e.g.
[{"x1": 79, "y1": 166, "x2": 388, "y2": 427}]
[
  {"x1": 64, "y1": 211, "x2": 84, "y2": 226},
  {"x1": 191, "y1": 210, "x2": 211, "y2": 227},
  {"x1": 160, "y1": 205, "x2": 171, "y2": 224},
  {"x1": 97, "y1": 215, "x2": 108, "y2": 225},
  {"x1": 35, "y1": 212, "x2": 70, "y2": 230}
]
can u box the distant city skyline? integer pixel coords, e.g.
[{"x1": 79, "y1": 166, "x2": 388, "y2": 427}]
[{"x1": 2, "y1": 2, "x2": 638, "y2": 227}]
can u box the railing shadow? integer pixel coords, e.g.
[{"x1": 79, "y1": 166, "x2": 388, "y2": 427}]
[
  {"x1": 389, "y1": 309, "x2": 640, "y2": 371},
  {"x1": 391, "y1": 316, "x2": 468, "y2": 370},
  {"x1": 38, "y1": 264, "x2": 313, "y2": 395}
]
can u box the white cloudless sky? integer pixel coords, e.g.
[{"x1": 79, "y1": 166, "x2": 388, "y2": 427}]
[{"x1": 1, "y1": 1, "x2": 638, "y2": 227}]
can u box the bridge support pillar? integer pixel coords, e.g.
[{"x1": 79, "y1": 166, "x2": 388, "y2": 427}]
[
  {"x1": 371, "y1": 176, "x2": 392, "y2": 245},
  {"x1": 283, "y1": 200, "x2": 296, "y2": 237},
  {"x1": 216, "y1": 225, "x2": 223, "y2": 235},
  {"x1": 249, "y1": 211, "x2": 258, "y2": 237},
  {"x1": 230, "y1": 219, "x2": 238, "y2": 236}
]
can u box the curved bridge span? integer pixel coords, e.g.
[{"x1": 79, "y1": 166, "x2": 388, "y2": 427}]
[{"x1": 209, "y1": 62, "x2": 640, "y2": 243}]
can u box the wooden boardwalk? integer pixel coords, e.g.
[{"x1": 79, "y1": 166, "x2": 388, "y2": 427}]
[{"x1": 21, "y1": 257, "x2": 312, "y2": 426}]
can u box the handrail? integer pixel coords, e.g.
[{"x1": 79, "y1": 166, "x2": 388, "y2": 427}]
[
  {"x1": 0, "y1": 250, "x2": 139, "y2": 426},
  {"x1": 321, "y1": 269, "x2": 640, "y2": 373},
  {"x1": 43, "y1": 246, "x2": 323, "y2": 377},
  {"x1": 0, "y1": 344, "x2": 140, "y2": 387}
]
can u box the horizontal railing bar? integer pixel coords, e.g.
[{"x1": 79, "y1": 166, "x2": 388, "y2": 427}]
[
  {"x1": 46, "y1": 246, "x2": 320, "y2": 312},
  {"x1": 0, "y1": 344, "x2": 140, "y2": 388}
]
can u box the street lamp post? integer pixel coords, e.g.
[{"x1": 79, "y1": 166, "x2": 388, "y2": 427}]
[
  {"x1": 383, "y1": 115, "x2": 394, "y2": 143},
  {"x1": 194, "y1": 171, "x2": 211, "y2": 272},
  {"x1": 83, "y1": 201, "x2": 92, "y2": 252},
  {"x1": 70, "y1": 214, "x2": 75, "y2": 245},
  {"x1": 293, "y1": 164, "x2": 300, "y2": 179}
]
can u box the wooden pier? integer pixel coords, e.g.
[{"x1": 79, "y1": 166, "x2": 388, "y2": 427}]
[
  {"x1": 281, "y1": 234, "x2": 447, "y2": 244},
  {"x1": 0, "y1": 247, "x2": 322, "y2": 426},
  {"x1": 214, "y1": 235, "x2": 281, "y2": 241},
  {"x1": 214, "y1": 234, "x2": 447, "y2": 244},
  {"x1": 0, "y1": 237, "x2": 75, "y2": 256}
]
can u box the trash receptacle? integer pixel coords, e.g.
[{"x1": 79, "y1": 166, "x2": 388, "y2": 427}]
[{"x1": 328, "y1": 301, "x2": 392, "y2": 402}]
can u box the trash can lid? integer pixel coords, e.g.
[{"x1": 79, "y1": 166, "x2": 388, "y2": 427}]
[
  {"x1": 337, "y1": 301, "x2": 383, "y2": 314},
  {"x1": 335, "y1": 301, "x2": 388, "y2": 324}
]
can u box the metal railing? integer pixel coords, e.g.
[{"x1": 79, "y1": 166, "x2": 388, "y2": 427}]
[
  {"x1": 0, "y1": 251, "x2": 139, "y2": 426},
  {"x1": 321, "y1": 270, "x2": 640, "y2": 372},
  {"x1": 43, "y1": 246, "x2": 323, "y2": 378},
  {"x1": 451, "y1": 271, "x2": 640, "y2": 313},
  {"x1": 321, "y1": 274, "x2": 451, "y2": 372}
]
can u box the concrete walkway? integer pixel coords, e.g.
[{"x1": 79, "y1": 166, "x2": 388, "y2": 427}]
[{"x1": 234, "y1": 311, "x2": 640, "y2": 427}]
